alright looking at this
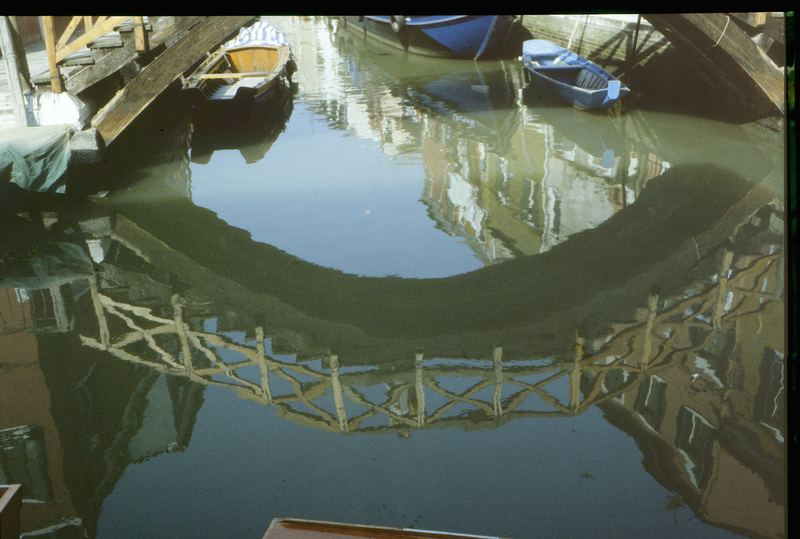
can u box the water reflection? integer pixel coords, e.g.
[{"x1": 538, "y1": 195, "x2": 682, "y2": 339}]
[
  {"x1": 1, "y1": 159, "x2": 785, "y2": 537},
  {"x1": 0, "y1": 15, "x2": 786, "y2": 539}
]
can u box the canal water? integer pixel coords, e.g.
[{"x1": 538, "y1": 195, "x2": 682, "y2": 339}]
[{"x1": 1, "y1": 16, "x2": 786, "y2": 539}]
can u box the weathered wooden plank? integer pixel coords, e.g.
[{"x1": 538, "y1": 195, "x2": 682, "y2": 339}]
[
  {"x1": 645, "y1": 13, "x2": 784, "y2": 115},
  {"x1": 0, "y1": 16, "x2": 28, "y2": 127},
  {"x1": 64, "y1": 38, "x2": 135, "y2": 94},
  {"x1": 64, "y1": 16, "x2": 203, "y2": 96},
  {"x1": 92, "y1": 15, "x2": 255, "y2": 145},
  {"x1": 684, "y1": 13, "x2": 783, "y2": 112}
]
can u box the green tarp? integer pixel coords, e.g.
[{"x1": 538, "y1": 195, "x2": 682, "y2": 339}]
[{"x1": 0, "y1": 125, "x2": 71, "y2": 193}]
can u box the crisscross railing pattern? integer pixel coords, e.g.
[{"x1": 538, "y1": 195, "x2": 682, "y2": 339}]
[
  {"x1": 42, "y1": 16, "x2": 147, "y2": 92},
  {"x1": 79, "y1": 249, "x2": 781, "y2": 434}
]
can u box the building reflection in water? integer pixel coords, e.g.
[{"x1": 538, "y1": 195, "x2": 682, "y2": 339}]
[
  {"x1": 0, "y1": 165, "x2": 785, "y2": 537},
  {"x1": 284, "y1": 16, "x2": 676, "y2": 266},
  {"x1": 0, "y1": 15, "x2": 786, "y2": 539}
]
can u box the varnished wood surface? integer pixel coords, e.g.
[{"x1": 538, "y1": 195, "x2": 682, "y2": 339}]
[
  {"x1": 92, "y1": 15, "x2": 255, "y2": 145},
  {"x1": 263, "y1": 518, "x2": 501, "y2": 539}
]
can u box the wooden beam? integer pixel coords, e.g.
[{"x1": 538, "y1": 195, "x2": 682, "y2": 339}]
[
  {"x1": 84, "y1": 16, "x2": 93, "y2": 32},
  {"x1": 133, "y1": 16, "x2": 147, "y2": 52},
  {"x1": 55, "y1": 15, "x2": 83, "y2": 49},
  {"x1": 645, "y1": 13, "x2": 784, "y2": 114},
  {"x1": 42, "y1": 16, "x2": 62, "y2": 92},
  {"x1": 55, "y1": 16, "x2": 127, "y2": 63},
  {"x1": 92, "y1": 16, "x2": 255, "y2": 145}
]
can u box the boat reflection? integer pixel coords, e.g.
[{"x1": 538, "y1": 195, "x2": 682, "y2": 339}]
[
  {"x1": 189, "y1": 82, "x2": 296, "y2": 165},
  {"x1": 300, "y1": 23, "x2": 677, "y2": 264}
]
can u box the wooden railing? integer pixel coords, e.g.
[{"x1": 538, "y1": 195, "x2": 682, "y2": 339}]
[
  {"x1": 78, "y1": 248, "x2": 782, "y2": 435},
  {"x1": 41, "y1": 15, "x2": 147, "y2": 92}
]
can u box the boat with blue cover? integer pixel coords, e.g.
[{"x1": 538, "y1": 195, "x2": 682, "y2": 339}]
[
  {"x1": 341, "y1": 16, "x2": 515, "y2": 60},
  {"x1": 521, "y1": 39, "x2": 629, "y2": 110}
]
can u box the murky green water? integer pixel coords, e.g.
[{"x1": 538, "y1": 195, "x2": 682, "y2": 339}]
[{"x1": 1, "y1": 16, "x2": 786, "y2": 539}]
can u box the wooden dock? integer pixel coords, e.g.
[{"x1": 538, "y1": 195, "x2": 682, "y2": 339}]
[{"x1": 2, "y1": 16, "x2": 255, "y2": 153}]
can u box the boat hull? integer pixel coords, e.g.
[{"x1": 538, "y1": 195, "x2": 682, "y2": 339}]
[
  {"x1": 521, "y1": 39, "x2": 629, "y2": 110},
  {"x1": 183, "y1": 42, "x2": 295, "y2": 108},
  {"x1": 341, "y1": 15, "x2": 514, "y2": 59}
]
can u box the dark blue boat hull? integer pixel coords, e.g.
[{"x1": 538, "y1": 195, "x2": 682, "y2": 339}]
[{"x1": 342, "y1": 15, "x2": 514, "y2": 59}]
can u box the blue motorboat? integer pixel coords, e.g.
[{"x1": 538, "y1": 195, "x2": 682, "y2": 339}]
[
  {"x1": 341, "y1": 16, "x2": 515, "y2": 60},
  {"x1": 521, "y1": 39, "x2": 630, "y2": 110}
]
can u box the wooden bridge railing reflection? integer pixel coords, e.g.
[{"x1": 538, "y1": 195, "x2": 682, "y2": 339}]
[{"x1": 78, "y1": 249, "x2": 781, "y2": 434}]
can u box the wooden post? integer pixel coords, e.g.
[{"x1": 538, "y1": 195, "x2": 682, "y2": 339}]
[
  {"x1": 625, "y1": 14, "x2": 642, "y2": 83},
  {"x1": 492, "y1": 346, "x2": 504, "y2": 417},
  {"x1": 570, "y1": 332, "x2": 584, "y2": 413},
  {"x1": 255, "y1": 326, "x2": 273, "y2": 403},
  {"x1": 84, "y1": 16, "x2": 93, "y2": 32},
  {"x1": 329, "y1": 355, "x2": 348, "y2": 432},
  {"x1": 41, "y1": 16, "x2": 62, "y2": 92},
  {"x1": 88, "y1": 275, "x2": 110, "y2": 348},
  {"x1": 713, "y1": 249, "x2": 734, "y2": 329},
  {"x1": 0, "y1": 16, "x2": 29, "y2": 127},
  {"x1": 133, "y1": 16, "x2": 147, "y2": 52},
  {"x1": 415, "y1": 352, "x2": 425, "y2": 427},
  {"x1": 171, "y1": 294, "x2": 193, "y2": 373},
  {"x1": 641, "y1": 291, "x2": 659, "y2": 369}
]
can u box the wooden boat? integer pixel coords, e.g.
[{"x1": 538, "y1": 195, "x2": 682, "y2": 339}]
[
  {"x1": 263, "y1": 518, "x2": 504, "y2": 538},
  {"x1": 521, "y1": 39, "x2": 630, "y2": 110},
  {"x1": 341, "y1": 16, "x2": 515, "y2": 60},
  {"x1": 182, "y1": 21, "x2": 296, "y2": 105}
]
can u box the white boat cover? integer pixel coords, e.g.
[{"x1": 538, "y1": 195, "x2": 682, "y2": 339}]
[{"x1": 224, "y1": 21, "x2": 289, "y2": 50}]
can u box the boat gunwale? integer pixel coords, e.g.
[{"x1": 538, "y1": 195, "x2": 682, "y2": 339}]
[
  {"x1": 183, "y1": 43, "x2": 290, "y2": 101},
  {"x1": 363, "y1": 15, "x2": 472, "y2": 27}
]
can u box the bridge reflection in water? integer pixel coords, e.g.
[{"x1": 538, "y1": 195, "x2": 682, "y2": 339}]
[
  {"x1": 2, "y1": 174, "x2": 779, "y2": 537},
  {"x1": 78, "y1": 246, "x2": 781, "y2": 436},
  {"x1": 0, "y1": 16, "x2": 786, "y2": 538}
]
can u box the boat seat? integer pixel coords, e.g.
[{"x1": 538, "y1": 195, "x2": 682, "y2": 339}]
[
  {"x1": 575, "y1": 69, "x2": 607, "y2": 90},
  {"x1": 210, "y1": 78, "x2": 263, "y2": 100}
]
